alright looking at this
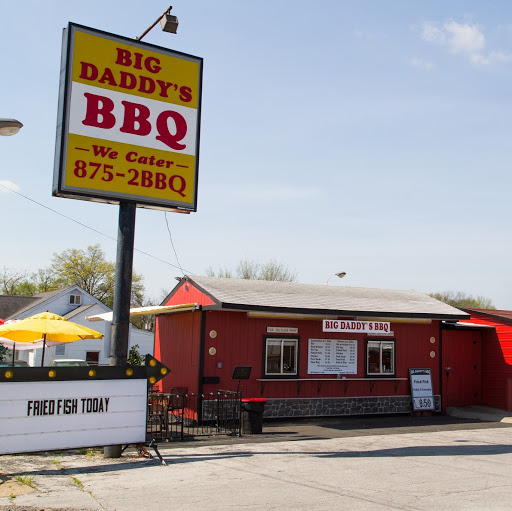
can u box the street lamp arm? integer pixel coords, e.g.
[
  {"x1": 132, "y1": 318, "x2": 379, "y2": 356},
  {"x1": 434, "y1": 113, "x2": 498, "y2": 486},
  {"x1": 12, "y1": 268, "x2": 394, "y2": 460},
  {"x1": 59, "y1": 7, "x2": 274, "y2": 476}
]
[
  {"x1": 137, "y1": 5, "x2": 176, "y2": 40},
  {"x1": 324, "y1": 272, "x2": 347, "y2": 285}
]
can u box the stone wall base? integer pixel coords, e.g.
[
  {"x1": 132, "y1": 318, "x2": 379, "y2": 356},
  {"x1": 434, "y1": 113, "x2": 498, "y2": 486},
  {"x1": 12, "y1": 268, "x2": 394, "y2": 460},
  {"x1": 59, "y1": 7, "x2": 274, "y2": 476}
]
[{"x1": 263, "y1": 395, "x2": 441, "y2": 418}]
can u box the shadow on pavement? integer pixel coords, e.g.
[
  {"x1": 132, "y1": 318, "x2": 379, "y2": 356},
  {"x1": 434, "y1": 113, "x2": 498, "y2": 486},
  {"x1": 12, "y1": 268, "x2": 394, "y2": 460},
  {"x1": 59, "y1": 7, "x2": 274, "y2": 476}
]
[
  {"x1": 316, "y1": 443, "x2": 512, "y2": 458},
  {"x1": 3, "y1": 415, "x2": 512, "y2": 477}
]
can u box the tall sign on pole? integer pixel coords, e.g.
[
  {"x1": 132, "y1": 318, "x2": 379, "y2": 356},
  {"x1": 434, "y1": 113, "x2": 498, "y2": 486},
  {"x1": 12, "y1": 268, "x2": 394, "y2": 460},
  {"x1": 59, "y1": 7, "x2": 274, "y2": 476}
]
[
  {"x1": 53, "y1": 21, "x2": 202, "y2": 457},
  {"x1": 54, "y1": 23, "x2": 202, "y2": 212}
]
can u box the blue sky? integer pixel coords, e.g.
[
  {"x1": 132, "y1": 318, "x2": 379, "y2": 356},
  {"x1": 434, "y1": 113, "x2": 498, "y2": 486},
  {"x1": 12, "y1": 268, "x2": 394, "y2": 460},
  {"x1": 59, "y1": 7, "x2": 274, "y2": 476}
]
[{"x1": 1, "y1": 1, "x2": 511, "y2": 307}]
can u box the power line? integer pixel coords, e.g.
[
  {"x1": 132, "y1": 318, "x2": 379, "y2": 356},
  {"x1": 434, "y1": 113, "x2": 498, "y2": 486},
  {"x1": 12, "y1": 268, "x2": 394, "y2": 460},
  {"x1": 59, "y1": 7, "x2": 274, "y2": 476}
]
[
  {"x1": 165, "y1": 212, "x2": 185, "y2": 278},
  {"x1": 0, "y1": 182, "x2": 195, "y2": 274}
]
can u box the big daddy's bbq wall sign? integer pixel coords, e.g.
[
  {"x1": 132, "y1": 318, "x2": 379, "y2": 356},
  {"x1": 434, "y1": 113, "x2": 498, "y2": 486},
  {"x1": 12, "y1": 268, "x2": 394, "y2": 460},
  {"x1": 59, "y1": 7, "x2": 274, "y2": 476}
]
[
  {"x1": 53, "y1": 23, "x2": 203, "y2": 212},
  {"x1": 0, "y1": 357, "x2": 169, "y2": 455}
]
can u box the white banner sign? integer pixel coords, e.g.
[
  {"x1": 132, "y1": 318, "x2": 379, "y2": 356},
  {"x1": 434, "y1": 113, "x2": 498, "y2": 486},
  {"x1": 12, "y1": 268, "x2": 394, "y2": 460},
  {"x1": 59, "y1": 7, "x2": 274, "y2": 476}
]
[
  {"x1": 0, "y1": 379, "x2": 147, "y2": 455},
  {"x1": 323, "y1": 320, "x2": 390, "y2": 334},
  {"x1": 308, "y1": 339, "x2": 357, "y2": 375}
]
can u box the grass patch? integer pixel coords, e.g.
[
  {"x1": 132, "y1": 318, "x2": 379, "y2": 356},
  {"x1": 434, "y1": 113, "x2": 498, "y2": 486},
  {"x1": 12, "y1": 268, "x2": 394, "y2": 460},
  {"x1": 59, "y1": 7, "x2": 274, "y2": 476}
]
[
  {"x1": 79, "y1": 447, "x2": 102, "y2": 456},
  {"x1": 71, "y1": 476, "x2": 84, "y2": 491},
  {"x1": 52, "y1": 459, "x2": 64, "y2": 470},
  {"x1": 14, "y1": 475, "x2": 36, "y2": 489}
]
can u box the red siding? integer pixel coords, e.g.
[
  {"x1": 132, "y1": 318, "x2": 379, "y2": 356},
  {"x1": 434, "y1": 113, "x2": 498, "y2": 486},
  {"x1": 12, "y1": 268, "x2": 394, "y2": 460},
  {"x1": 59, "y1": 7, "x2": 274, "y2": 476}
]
[
  {"x1": 164, "y1": 283, "x2": 216, "y2": 307},
  {"x1": 155, "y1": 311, "x2": 202, "y2": 394},
  {"x1": 441, "y1": 329, "x2": 482, "y2": 408},
  {"x1": 196, "y1": 311, "x2": 440, "y2": 399},
  {"x1": 463, "y1": 314, "x2": 512, "y2": 410}
]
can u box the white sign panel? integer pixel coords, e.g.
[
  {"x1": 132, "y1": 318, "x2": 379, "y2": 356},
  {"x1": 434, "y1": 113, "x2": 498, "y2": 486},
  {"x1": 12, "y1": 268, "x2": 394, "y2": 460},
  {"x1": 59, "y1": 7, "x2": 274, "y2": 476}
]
[
  {"x1": 0, "y1": 379, "x2": 147, "y2": 455},
  {"x1": 267, "y1": 327, "x2": 299, "y2": 334},
  {"x1": 323, "y1": 320, "x2": 390, "y2": 334},
  {"x1": 409, "y1": 368, "x2": 435, "y2": 411},
  {"x1": 308, "y1": 339, "x2": 358, "y2": 375}
]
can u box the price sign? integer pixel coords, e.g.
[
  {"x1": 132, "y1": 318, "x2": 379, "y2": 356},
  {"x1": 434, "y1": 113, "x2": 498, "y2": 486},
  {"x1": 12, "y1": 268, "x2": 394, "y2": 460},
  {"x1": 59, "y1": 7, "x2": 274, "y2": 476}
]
[
  {"x1": 308, "y1": 339, "x2": 357, "y2": 375},
  {"x1": 53, "y1": 23, "x2": 202, "y2": 212},
  {"x1": 409, "y1": 368, "x2": 435, "y2": 411}
]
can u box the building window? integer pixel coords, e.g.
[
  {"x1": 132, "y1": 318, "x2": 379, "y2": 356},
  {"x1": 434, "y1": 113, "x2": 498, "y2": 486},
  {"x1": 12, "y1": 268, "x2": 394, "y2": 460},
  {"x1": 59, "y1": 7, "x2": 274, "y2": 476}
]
[
  {"x1": 86, "y1": 351, "x2": 100, "y2": 366},
  {"x1": 366, "y1": 340, "x2": 395, "y2": 376},
  {"x1": 264, "y1": 337, "x2": 298, "y2": 376},
  {"x1": 55, "y1": 344, "x2": 66, "y2": 356},
  {"x1": 69, "y1": 294, "x2": 81, "y2": 305}
]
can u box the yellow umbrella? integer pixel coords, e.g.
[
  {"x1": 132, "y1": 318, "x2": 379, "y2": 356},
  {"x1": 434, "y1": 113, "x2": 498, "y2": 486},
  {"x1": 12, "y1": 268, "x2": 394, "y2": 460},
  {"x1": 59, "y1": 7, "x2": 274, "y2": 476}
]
[{"x1": 0, "y1": 311, "x2": 103, "y2": 366}]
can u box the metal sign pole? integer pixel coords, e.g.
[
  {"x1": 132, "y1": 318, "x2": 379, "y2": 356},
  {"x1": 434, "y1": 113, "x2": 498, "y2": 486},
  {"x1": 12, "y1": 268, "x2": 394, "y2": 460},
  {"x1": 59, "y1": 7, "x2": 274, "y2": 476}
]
[{"x1": 104, "y1": 201, "x2": 136, "y2": 458}]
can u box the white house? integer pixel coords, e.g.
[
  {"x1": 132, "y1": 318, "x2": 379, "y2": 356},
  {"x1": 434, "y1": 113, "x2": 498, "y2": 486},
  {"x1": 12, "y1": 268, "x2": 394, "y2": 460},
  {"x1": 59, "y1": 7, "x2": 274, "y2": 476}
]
[{"x1": 0, "y1": 285, "x2": 154, "y2": 366}]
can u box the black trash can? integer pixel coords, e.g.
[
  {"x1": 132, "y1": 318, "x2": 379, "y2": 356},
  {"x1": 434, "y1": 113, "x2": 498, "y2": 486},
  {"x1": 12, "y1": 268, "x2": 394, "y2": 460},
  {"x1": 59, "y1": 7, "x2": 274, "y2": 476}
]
[{"x1": 241, "y1": 398, "x2": 266, "y2": 434}]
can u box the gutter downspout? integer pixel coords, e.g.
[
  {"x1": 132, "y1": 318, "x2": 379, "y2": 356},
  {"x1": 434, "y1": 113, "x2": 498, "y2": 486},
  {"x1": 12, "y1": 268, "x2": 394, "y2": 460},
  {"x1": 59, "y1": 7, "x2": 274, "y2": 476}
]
[
  {"x1": 439, "y1": 320, "x2": 444, "y2": 413},
  {"x1": 197, "y1": 309, "x2": 206, "y2": 420}
]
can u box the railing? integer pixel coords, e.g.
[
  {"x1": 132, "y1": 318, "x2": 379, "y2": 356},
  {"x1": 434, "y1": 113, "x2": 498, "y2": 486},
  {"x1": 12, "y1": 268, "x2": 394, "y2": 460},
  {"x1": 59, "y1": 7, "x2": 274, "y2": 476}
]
[{"x1": 147, "y1": 390, "x2": 242, "y2": 442}]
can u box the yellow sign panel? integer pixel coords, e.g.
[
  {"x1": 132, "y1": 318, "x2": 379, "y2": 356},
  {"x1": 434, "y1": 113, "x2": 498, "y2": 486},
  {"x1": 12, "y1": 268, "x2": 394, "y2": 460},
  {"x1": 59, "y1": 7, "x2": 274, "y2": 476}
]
[{"x1": 53, "y1": 23, "x2": 202, "y2": 212}]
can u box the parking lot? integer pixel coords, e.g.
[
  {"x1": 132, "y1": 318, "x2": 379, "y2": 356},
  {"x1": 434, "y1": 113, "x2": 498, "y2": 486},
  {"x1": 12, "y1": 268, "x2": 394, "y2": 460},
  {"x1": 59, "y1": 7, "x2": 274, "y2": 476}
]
[{"x1": 2, "y1": 415, "x2": 512, "y2": 510}]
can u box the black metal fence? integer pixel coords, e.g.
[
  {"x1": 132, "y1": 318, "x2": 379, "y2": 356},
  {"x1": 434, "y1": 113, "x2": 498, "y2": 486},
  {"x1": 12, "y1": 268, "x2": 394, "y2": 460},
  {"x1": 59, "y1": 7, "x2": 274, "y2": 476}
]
[{"x1": 147, "y1": 390, "x2": 242, "y2": 442}]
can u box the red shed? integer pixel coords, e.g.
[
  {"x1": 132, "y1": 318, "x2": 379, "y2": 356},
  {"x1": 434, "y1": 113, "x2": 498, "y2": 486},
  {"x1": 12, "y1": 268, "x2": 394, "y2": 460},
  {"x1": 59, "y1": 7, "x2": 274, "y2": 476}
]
[
  {"x1": 155, "y1": 276, "x2": 470, "y2": 418},
  {"x1": 459, "y1": 309, "x2": 512, "y2": 411}
]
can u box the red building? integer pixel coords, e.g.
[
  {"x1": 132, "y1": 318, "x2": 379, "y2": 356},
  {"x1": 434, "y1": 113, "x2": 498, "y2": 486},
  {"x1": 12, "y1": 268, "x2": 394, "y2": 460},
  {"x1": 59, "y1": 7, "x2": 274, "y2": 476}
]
[
  {"x1": 456, "y1": 309, "x2": 512, "y2": 411},
  {"x1": 154, "y1": 276, "x2": 478, "y2": 418}
]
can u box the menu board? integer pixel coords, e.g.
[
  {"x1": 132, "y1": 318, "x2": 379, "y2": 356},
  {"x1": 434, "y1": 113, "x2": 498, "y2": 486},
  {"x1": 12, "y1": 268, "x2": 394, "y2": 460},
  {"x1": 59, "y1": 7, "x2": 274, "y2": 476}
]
[
  {"x1": 308, "y1": 339, "x2": 357, "y2": 375},
  {"x1": 409, "y1": 368, "x2": 435, "y2": 411}
]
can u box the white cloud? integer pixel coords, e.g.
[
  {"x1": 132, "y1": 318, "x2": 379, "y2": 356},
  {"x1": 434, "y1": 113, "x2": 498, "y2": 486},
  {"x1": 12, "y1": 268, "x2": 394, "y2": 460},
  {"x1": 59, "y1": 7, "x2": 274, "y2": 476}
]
[
  {"x1": 471, "y1": 51, "x2": 512, "y2": 65},
  {"x1": 0, "y1": 180, "x2": 20, "y2": 193},
  {"x1": 419, "y1": 21, "x2": 509, "y2": 64},
  {"x1": 353, "y1": 29, "x2": 376, "y2": 40},
  {"x1": 410, "y1": 57, "x2": 434, "y2": 70},
  {"x1": 444, "y1": 21, "x2": 485, "y2": 54},
  {"x1": 421, "y1": 23, "x2": 446, "y2": 45}
]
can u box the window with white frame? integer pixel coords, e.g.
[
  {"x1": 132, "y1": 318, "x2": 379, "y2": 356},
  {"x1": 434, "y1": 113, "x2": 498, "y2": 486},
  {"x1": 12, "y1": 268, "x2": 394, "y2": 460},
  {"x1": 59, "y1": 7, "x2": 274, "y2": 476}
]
[
  {"x1": 366, "y1": 340, "x2": 395, "y2": 376},
  {"x1": 264, "y1": 337, "x2": 298, "y2": 376},
  {"x1": 69, "y1": 294, "x2": 81, "y2": 305},
  {"x1": 55, "y1": 344, "x2": 66, "y2": 356}
]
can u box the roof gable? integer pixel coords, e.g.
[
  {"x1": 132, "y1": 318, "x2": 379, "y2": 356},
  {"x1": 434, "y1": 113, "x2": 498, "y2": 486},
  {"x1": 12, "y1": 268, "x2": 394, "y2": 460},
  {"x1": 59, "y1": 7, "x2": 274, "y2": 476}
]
[
  {"x1": 2, "y1": 285, "x2": 110, "y2": 319},
  {"x1": 162, "y1": 279, "x2": 217, "y2": 307},
  {"x1": 183, "y1": 276, "x2": 469, "y2": 320}
]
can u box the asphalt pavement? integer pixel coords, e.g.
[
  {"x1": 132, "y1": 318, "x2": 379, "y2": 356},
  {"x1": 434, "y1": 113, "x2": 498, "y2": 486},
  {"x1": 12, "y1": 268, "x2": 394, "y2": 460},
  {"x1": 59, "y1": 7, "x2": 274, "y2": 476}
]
[{"x1": 2, "y1": 413, "x2": 512, "y2": 510}]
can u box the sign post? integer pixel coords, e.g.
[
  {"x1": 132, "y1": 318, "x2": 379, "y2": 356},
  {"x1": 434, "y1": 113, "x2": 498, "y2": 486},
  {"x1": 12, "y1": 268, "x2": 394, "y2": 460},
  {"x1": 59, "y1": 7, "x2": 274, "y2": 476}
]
[{"x1": 53, "y1": 22, "x2": 202, "y2": 457}]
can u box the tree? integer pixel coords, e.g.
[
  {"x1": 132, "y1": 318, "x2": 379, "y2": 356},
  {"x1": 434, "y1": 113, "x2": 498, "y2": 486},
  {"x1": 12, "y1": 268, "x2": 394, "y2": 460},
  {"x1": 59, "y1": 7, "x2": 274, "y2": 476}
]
[
  {"x1": 33, "y1": 268, "x2": 57, "y2": 293},
  {"x1": 205, "y1": 266, "x2": 233, "y2": 278},
  {"x1": 207, "y1": 259, "x2": 298, "y2": 282},
  {"x1": 127, "y1": 344, "x2": 144, "y2": 366},
  {"x1": 0, "y1": 343, "x2": 8, "y2": 363},
  {"x1": 0, "y1": 267, "x2": 59, "y2": 296},
  {"x1": 50, "y1": 244, "x2": 145, "y2": 309},
  {"x1": 429, "y1": 291, "x2": 495, "y2": 310},
  {"x1": 0, "y1": 267, "x2": 31, "y2": 295},
  {"x1": 0, "y1": 245, "x2": 152, "y2": 330}
]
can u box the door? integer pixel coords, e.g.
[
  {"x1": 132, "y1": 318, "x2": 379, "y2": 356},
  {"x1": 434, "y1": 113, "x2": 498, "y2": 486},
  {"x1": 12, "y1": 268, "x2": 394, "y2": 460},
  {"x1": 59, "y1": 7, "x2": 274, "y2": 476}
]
[{"x1": 442, "y1": 329, "x2": 482, "y2": 408}]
